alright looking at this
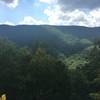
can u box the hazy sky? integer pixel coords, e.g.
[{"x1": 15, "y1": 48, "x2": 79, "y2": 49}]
[{"x1": 0, "y1": 0, "x2": 100, "y2": 27}]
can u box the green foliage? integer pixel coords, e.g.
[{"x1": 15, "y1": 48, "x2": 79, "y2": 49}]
[
  {"x1": 0, "y1": 38, "x2": 69, "y2": 100},
  {"x1": 28, "y1": 48, "x2": 69, "y2": 99},
  {"x1": 90, "y1": 92, "x2": 100, "y2": 100},
  {"x1": 81, "y1": 40, "x2": 100, "y2": 100},
  {"x1": 68, "y1": 69, "x2": 89, "y2": 100},
  {"x1": 64, "y1": 53, "x2": 88, "y2": 69},
  {"x1": 0, "y1": 37, "x2": 99, "y2": 100}
]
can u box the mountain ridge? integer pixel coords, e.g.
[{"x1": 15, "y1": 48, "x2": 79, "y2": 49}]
[{"x1": 0, "y1": 25, "x2": 100, "y2": 55}]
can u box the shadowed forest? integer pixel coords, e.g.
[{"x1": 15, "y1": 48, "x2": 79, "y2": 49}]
[{"x1": 0, "y1": 25, "x2": 100, "y2": 100}]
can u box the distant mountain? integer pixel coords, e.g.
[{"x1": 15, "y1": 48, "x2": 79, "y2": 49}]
[{"x1": 0, "y1": 25, "x2": 100, "y2": 55}]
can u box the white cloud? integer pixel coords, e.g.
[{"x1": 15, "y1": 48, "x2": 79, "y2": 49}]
[
  {"x1": 40, "y1": 0, "x2": 100, "y2": 27},
  {"x1": 7, "y1": 0, "x2": 19, "y2": 8},
  {"x1": 44, "y1": 5, "x2": 100, "y2": 27},
  {"x1": 0, "y1": 0, "x2": 19, "y2": 8},
  {"x1": 19, "y1": 16, "x2": 47, "y2": 25},
  {"x1": 0, "y1": 16, "x2": 47, "y2": 25},
  {"x1": 1, "y1": 9, "x2": 100, "y2": 27},
  {"x1": 44, "y1": 6, "x2": 64, "y2": 25},
  {"x1": 40, "y1": 0, "x2": 57, "y2": 4},
  {"x1": 0, "y1": 21, "x2": 15, "y2": 25},
  {"x1": 4, "y1": 21, "x2": 15, "y2": 25}
]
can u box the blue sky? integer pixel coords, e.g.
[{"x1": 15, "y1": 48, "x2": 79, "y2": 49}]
[
  {"x1": 0, "y1": 0, "x2": 100, "y2": 27},
  {"x1": 0, "y1": 0, "x2": 48, "y2": 24}
]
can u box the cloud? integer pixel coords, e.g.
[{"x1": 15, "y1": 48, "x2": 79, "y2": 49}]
[
  {"x1": 44, "y1": 6, "x2": 100, "y2": 27},
  {"x1": 0, "y1": 0, "x2": 100, "y2": 27},
  {"x1": 0, "y1": 21, "x2": 15, "y2": 25},
  {"x1": 40, "y1": 0, "x2": 100, "y2": 10},
  {"x1": 57, "y1": 0, "x2": 100, "y2": 10},
  {"x1": 19, "y1": 16, "x2": 47, "y2": 25},
  {"x1": 44, "y1": 6, "x2": 64, "y2": 25},
  {"x1": 0, "y1": 0, "x2": 19, "y2": 8},
  {"x1": 0, "y1": 0, "x2": 14, "y2": 3},
  {"x1": 0, "y1": 16, "x2": 47, "y2": 25},
  {"x1": 40, "y1": 0, "x2": 57, "y2": 4},
  {"x1": 41, "y1": 0, "x2": 100, "y2": 27}
]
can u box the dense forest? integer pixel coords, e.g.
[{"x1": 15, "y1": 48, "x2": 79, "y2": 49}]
[{"x1": 0, "y1": 25, "x2": 100, "y2": 100}]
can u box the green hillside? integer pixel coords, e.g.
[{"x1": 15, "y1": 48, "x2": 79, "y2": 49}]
[
  {"x1": 0, "y1": 25, "x2": 100, "y2": 100},
  {"x1": 0, "y1": 25, "x2": 95, "y2": 56}
]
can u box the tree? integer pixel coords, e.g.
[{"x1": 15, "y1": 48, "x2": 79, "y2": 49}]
[
  {"x1": 0, "y1": 38, "x2": 19, "y2": 100},
  {"x1": 25, "y1": 48, "x2": 69, "y2": 100},
  {"x1": 68, "y1": 69, "x2": 89, "y2": 100},
  {"x1": 81, "y1": 39, "x2": 100, "y2": 100}
]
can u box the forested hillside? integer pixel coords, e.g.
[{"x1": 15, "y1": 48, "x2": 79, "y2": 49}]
[
  {"x1": 0, "y1": 25, "x2": 97, "y2": 55},
  {"x1": 0, "y1": 25, "x2": 100, "y2": 100}
]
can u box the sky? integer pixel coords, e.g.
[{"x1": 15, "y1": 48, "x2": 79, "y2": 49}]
[{"x1": 0, "y1": 0, "x2": 100, "y2": 27}]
